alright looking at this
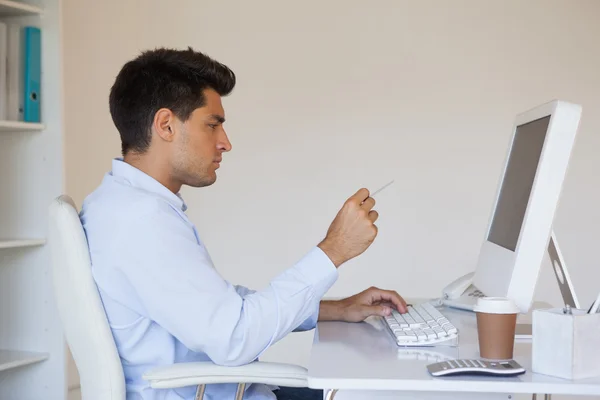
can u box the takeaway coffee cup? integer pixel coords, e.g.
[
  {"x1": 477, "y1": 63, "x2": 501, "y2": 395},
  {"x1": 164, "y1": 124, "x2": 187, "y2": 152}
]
[{"x1": 474, "y1": 297, "x2": 520, "y2": 360}]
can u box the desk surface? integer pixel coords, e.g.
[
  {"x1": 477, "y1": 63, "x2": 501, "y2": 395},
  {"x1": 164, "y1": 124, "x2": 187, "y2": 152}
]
[{"x1": 307, "y1": 300, "x2": 600, "y2": 395}]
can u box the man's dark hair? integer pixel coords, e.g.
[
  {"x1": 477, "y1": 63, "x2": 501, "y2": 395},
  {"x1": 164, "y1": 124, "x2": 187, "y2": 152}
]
[{"x1": 109, "y1": 47, "x2": 236, "y2": 155}]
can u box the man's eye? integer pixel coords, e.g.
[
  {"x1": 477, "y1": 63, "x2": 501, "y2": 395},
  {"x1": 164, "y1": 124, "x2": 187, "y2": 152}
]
[{"x1": 208, "y1": 124, "x2": 217, "y2": 129}]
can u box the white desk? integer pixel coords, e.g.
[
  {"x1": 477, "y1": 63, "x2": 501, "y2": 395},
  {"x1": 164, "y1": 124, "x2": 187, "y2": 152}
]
[{"x1": 307, "y1": 301, "x2": 600, "y2": 399}]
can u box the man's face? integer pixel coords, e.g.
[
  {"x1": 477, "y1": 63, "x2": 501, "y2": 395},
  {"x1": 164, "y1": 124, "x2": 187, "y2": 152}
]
[{"x1": 172, "y1": 88, "x2": 232, "y2": 187}]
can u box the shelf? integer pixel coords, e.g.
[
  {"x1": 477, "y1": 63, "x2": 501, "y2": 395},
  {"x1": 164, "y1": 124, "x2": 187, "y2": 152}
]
[
  {"x1": 0, "y1": 0, "x2": 63, "y2": 396},
  {"x1": 0, "y1": 350, "x2": 48, "y2": 372},
  {"x1": 0, "y1": 0, "x2": 42, "y2": 16},
  {"x1": 0, "y1": 239, "x2": 45, "y2": 249},
  {"x1": 0, "y1": 120, "x2": 45, "y2": 132}
]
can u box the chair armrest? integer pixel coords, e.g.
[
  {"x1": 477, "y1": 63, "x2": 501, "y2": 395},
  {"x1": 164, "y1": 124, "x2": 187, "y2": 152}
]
[{"x1": 142, "y1": 361, "x2": 308, "y2": 389}]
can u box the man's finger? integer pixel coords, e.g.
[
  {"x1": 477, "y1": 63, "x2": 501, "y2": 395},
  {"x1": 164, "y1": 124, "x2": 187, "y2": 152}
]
[
  {"x1": 385, "y1": 290, "x2": 408, "y2": 313},
  {"x1": 350, "y1": 188, "x2": 370, "y2": 204},
  {"x1": 369, "y1": 288, "x2": 407, "y2": 313},
  {"x1": 368, "y1": 210, "x2": 378, "y2": 223},
  {"x1": 364, "y1": 304, "x2": 392, "y2": 318},
  {"x1": 361, "y1": 197, "x2": 375, "y2": 211}
]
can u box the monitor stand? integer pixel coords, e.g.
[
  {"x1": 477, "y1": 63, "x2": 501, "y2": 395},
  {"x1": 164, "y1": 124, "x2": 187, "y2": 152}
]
[
  {"x1": 515, "y1": 230, "x2": 579, "y2": 339},
  {"x1": 547, "y1": 230, "x2": 579, "y2": 309}
]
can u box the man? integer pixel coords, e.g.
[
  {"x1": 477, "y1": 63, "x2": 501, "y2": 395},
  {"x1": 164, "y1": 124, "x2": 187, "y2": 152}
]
[{"x1": 80, "y1": 47, "x2": 407, "y2": 400}]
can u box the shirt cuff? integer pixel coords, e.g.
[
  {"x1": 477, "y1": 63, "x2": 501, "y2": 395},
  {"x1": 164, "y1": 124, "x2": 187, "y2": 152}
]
[
  {"x1": 294, "y1": 246, "x2": 338, "y2": 299},
  {"x1": 289, "y1": 246, "x2": 338, "y2": 332}
]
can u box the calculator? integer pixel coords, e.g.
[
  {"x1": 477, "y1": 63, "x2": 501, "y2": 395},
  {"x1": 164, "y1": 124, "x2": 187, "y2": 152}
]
[{"x1": 427, "y1": 359, "x2": 526, "y2": 377}]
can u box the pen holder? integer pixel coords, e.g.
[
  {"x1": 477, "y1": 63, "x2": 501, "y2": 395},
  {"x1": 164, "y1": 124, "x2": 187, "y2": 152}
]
[{"x1": 532, "y1": 307, "x2": 600, "y2": 380}]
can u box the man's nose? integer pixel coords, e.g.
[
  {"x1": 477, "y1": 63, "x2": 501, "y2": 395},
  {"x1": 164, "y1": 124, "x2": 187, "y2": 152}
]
[{"x1": 218, "y1": 129, "x2": 232, "y2": 152}]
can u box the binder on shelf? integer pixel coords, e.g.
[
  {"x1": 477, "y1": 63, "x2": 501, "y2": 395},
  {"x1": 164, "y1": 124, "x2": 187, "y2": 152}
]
[
  {"x1": 4, "y1": 25, "x2": 41, "y2": 123},
  {"x1": 23, "y1": 26, "x2": 40, "y2": 123}
]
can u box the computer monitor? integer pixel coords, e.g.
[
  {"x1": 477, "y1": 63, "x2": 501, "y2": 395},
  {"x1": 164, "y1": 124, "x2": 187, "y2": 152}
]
[{"x1": 473, "y1": 100, "x2": 582, "y2": 313}]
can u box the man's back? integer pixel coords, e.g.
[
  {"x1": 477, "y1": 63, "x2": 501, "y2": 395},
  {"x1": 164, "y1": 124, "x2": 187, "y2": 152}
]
[{"x1": 81, "y1": 159, "x2": 337, "y2": 400}]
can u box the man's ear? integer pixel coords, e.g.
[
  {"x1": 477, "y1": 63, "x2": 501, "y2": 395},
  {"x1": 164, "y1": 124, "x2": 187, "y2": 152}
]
[{"x1": 153, "y1": 108, "x2": 176, "y2": 143}]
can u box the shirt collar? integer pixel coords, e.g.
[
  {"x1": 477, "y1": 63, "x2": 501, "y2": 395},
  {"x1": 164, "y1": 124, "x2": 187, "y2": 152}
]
[{"x1": 110, "y1": 158, "x2": 187, "y2": 212}]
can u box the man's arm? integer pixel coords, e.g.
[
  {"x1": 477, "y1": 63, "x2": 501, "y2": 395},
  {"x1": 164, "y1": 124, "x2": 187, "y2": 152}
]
[
  {"x1": 114, "y1": 206, "x2": 338, "y2": 367},
  {"x1": 234, "y1": 285, "x2": 319, "y2": 332},
  {"x1": 318, "y1": 287, "x2": 408, "y2": 323}
]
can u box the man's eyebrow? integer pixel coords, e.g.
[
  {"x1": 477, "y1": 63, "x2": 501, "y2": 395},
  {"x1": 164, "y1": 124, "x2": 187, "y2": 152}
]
[{"x1": 208, "y1": 114, "x2": 225, "y2": 123}]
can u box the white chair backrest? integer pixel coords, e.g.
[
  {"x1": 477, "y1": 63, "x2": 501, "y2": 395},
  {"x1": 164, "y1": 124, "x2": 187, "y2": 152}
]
[{"x1": 48, "y1": 195, "x2": 125, "y2": 400}]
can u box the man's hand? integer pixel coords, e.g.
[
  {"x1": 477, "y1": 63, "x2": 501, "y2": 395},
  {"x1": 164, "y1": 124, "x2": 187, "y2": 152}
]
[
  {"x1": 318, "y1": 287, "x2": 408, "y2": 323},
  {"x1": 318, "y1": 188, "x2": 378, "y2": 267}
]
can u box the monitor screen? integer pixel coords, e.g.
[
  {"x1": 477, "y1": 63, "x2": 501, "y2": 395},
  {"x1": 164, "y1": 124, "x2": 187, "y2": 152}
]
[{"x1": 487, "y1": 116, "x2": 550, "y2": 251}]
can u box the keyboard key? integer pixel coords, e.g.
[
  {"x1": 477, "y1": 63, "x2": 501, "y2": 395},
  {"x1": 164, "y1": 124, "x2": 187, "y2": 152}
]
[
  {"x1": 442, "y1": 323, "x2": 458, "y2": 335},
  {"x1": 393, "y1": 315, "x2": 410, "y2": 328},
  {"x1": 408, "y1": 308, "x2": 425, "y2": 324},
  {"x1": 423, "y1": 304, "x2": 445, "y2": 320},
  {"x1": 432, "y1": 326, "x2": 447, "y2": 337},
  {"x1": 393, "y1": 313, "x2": 407, "y2": 324},
  {"x1": 397, "y1": 334, "x2": 418, "y2": 343},
  {"x1": 423, "y1": 328, "x2": 437, "y2": 340},
  {"x1": 412, "y1": 304, "x2": 427, "y2": 313},
  {"x1": 392, "y1": 310, "x2": 403, "y2": 320},
  {"x1": 412, "y1": 329, "x2": 427, "y2": 341},
  {"x1": 419, "y1": 310, "x2": 435, "y2": 324}
]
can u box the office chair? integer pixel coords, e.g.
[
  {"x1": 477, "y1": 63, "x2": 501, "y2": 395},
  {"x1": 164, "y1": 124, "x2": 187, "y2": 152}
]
[{"x1": 48, "y1": 195, "x2": 308, "y2": 400}]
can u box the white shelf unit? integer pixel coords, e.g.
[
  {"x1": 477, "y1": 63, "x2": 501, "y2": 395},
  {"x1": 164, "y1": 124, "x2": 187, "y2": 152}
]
[
  {"x1": 0, "y1": 0, "x2": 42, "y2": 16},
  {"x1": 0, "y1": 239, "x2": 45, "y2": 249},
  {"x1": 0, "y1": 0, "x2": 66, "y2": 399},
  {"x1": 0, "y1": 120, "x2": 45, "y2": 131},
  {"x1": 0, "y1": 349, "x2": 48, "y2": 372}
]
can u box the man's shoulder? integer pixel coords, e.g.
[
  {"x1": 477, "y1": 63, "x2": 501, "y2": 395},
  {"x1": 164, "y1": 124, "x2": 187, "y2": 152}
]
[
  {"x1": 82, "y1": 177, "x2": 178, "y2": 219},
  {"x1": 80, "y1": 176, "x2": 185, "y2": 243}
]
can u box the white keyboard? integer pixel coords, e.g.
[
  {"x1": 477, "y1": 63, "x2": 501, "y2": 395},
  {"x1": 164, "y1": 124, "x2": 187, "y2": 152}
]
[{"x1": 382, "y1": 302, "x2": 459, "y2": 346}]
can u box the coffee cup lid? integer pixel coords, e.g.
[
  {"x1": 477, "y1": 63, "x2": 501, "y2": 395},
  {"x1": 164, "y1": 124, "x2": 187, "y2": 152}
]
[{"x1": 473, "y1": 297, "x2": 520, "y2": 314}]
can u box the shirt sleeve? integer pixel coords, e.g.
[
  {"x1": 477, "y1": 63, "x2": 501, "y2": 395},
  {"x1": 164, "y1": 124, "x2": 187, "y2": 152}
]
[
  {"x1": 113, "y1": 204, "x2": 338, "y2": 366},
  {"x1": 293, "y1": 302, "x2": 320, "y2": 331},
  {"x1": 234, "y1": 285, "x2": 319, "y2": 331}
]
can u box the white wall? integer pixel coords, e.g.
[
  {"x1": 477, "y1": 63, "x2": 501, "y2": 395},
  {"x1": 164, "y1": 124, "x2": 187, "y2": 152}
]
[{"x1": 63, "y1": 0, "x2": 600, "y2": 394}]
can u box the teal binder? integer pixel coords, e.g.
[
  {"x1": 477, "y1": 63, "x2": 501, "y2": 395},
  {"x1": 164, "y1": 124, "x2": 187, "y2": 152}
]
[{"x1": 23, "y1": 26, "x2": 40, "y2": 123}]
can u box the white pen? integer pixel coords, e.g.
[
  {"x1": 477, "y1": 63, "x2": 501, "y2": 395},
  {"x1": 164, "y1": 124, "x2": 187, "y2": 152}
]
[
  {"x1": 370, "y1": 180, "x2": 395, "y2": 198},
  {"x1": 361, "y1": 180, "x2": 395, "y2": 205}
]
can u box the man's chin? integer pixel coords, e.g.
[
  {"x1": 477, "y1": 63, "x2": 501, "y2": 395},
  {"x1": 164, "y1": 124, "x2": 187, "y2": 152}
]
[{"x1": 188, "y1": 174, "x2": 217, "y2": 188}]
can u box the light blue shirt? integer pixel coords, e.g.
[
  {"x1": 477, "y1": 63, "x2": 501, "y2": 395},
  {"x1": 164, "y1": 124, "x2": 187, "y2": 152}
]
[{"x1": 80, "y1": 159, "x2": 338, "y2": 400}]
